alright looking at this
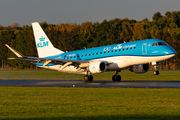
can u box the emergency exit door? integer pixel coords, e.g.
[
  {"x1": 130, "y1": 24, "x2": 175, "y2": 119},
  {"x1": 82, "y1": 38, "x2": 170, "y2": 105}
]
[{"x1": 142, "y1": 43, "x2": 147, "y2": 55}]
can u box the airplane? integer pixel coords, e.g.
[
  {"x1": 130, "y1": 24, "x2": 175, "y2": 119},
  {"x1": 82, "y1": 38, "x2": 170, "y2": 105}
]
[{"x1": 6, "y1": 22, "x2": 176, "y2": 82}]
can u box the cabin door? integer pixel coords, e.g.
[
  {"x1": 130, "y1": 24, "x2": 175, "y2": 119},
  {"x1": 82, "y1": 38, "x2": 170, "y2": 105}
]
[{"x1": 142, "y1": 43, "x2": 147, "y2": 55}]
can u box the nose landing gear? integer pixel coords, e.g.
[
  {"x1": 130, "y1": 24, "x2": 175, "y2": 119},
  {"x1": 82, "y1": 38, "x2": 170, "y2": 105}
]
[
  {"x1": 153, "y1": 70, "x2": 159, "y2": 75},
  {"x1": 153, "y1": 62, "x2": 159, "y2": 75}
]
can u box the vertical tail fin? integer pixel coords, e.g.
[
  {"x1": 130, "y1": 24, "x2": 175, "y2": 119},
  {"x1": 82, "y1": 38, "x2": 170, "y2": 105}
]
[{"x1": 32, "y1": 22, "x2": 64, "y2": 58}]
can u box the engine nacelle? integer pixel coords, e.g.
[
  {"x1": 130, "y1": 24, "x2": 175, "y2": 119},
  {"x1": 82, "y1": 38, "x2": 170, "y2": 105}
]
[
  {"x1": 89, "y1": 61, "x2": 107, "y2": 74},
  {"x1": 129, "y1": 64, "x2": 149, "y2": 74}
]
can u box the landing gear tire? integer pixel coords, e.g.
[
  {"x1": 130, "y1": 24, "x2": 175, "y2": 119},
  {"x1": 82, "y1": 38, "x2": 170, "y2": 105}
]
[
  {"x1": 88, "y1": 75, "x2": 93, "y2": 82},
  {"x1": 112, "y1": 75, "x2": 121, "y2": 82},
  {"x1": 112, "y1": 75, "x2": 116, "y2": 82},
  {"x1": 153, "y1": 71, "x2": 159, "y2": 75},
  {"x1": 153, "y1": 62, "x2": 160, "y2": 75},
  {"x1": 84, "y1": 75, "x2": 89, "y2": 82},
  {"x1": 117, "y1": 75, "x2": 121, "y2": 82},
  {"x1": 84, "y1": 75, "x2": 93, "y2": 82}
]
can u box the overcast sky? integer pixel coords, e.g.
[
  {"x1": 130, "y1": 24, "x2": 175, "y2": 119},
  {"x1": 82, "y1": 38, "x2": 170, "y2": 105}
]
[{"x1": 1, "y1": 0, "x2": 180, "y2": 26}]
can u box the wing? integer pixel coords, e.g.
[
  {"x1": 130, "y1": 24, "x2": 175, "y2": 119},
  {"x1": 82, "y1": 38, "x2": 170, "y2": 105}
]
[
  {"x1": 10, "y1": 56, "x2": 90, "y2": 68},
  {"x1": 6, "y1": 44, "x2": 112, "y2": 70},
  {"x1": 6, "y1": 44, "x2": 90, "y2": 69}
]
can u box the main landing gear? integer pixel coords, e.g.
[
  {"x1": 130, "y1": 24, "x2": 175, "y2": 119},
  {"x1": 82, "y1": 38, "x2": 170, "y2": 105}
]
[
  {"x1": 153, "y1": 62, "x2": 159, "y2": 75},
  {"x1": 84, "y1": 71, "x2": 122, "y2": 82},
  {"x1": 84, "y1": 75, "x2": 93, "y2": 82},
  {"x1": 112, "y1": 71, "x2": 121, "y2": 82}
]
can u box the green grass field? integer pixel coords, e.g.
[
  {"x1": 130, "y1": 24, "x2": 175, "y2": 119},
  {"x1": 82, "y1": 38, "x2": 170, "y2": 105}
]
[
  {"x1": 0, "y1": 70, "x2": 180, "y2": 119},
  {"x1": 0, "y1": 87, "x2": 180, "y2": 120},
  {"x1": 0, "y1": 70, "x2": 180, "y2": 81}
]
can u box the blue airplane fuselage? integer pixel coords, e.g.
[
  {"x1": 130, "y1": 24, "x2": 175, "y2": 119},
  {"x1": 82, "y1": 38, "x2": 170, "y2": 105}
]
[{"x1": 45, "y1": 39, "x2": 176, "y2": 61}]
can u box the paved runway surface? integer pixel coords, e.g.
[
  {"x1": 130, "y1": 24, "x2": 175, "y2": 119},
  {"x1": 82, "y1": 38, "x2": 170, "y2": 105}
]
[{"x1": 0, "y1": 80, "x2": 180, "y2": 88}]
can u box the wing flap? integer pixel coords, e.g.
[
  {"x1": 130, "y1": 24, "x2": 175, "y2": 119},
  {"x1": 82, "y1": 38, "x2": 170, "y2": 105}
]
[
  {"x1": 43, "y1": 60, "x2": 52, "y2": 66},
  {"x1": 61, "y1": 62, "x2": 73, "y2": 69},
  {"x1": 79, "y1": 63, "x2": 89, "y2": 68}
]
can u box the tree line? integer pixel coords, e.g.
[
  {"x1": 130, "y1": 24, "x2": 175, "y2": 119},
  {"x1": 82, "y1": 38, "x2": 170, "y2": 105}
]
[{"x1": 0, "y1": 11, "x2": 180, "y2": 69}]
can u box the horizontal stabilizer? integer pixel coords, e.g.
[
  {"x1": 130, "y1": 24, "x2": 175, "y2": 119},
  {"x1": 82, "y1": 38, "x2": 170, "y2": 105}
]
[
  {"x1": 8, "y1": 58, "x2": 38, "y2": 62},
  {"x1": 5, "y1": 44, "x2": 23, "y2": 58}
]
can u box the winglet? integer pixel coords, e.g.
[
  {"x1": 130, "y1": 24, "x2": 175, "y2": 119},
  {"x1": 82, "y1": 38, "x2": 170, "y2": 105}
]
[{"x1": 5, "y1": 44, "x2": 23, "y2": 58}]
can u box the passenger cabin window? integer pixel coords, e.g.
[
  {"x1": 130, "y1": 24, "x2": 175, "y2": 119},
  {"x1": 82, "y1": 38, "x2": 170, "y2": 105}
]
[
  {"x1": 115, "y1": 50, "x2": 117, "y2": 52},
  {"x1": 126, "y1": 48, "x2": 128, "y2": 50},
  {"x1": 100, "y1": 52, "x2": 102, "y2": 54},
  {"x1": 119, "y1": 49, "x2": 121, "y2": 51},
  {"x1": 85, "y1": 54, "x2": 87, "y2": 57},
  {"x1": 92, "y1": 53, "x2": 94, "y2": 55},
  {"x1": 81, "y1": 55, "x2": 83, "y2": 57},
  {"x1": 111, "y1": 50, "x2": 113, "y2": 52},
  {"x1": 130, "y1": 47, "x2": 132, "y2": 50},
  {"x1": 122, "y1": 48, "x2": 124, "y2": 51},
  {"x1": 89, "y1": 54, "x2": 90, "y2": 56},
  {"x1": 104, "y1": 51, "x2": 106, "y2": 54},
  {"x1": 134, "y1": 47, "x2": 136, "y2": 49},
  {"x1": 96, "y1": 52, "x2": 98, "y2": 55}
]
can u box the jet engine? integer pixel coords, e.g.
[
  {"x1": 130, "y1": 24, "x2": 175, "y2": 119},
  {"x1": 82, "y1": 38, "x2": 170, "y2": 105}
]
[
  {"x1": 129, "y1": 64, "x2": 149, "y2": 74},
  {"x1": 89, "y1": 61, "x2": 107, "y2": 74}
]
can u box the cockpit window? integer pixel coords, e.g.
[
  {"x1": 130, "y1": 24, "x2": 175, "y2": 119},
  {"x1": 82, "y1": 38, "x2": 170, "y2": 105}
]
[
  {"x1": 158, "y1": 42, "x2": 167, "y2": 46},
  {"x1": 152, "y1": 42, "x2": 167, "y2": 47},
  {"x1": 152, "y1": 43, "x2": 157, "y2": 47}
]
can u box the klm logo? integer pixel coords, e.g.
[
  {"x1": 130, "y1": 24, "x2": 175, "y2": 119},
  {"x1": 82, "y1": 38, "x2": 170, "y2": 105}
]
[
  {"x1": 92, "y1": 66, "x2": 95, "y2": 69},
  {"x1": 39, "y1": 36, "x2": 45, "y2": 41},
  {"x1": 37, "y1": 36, "x2": 48, "y2": 48}
]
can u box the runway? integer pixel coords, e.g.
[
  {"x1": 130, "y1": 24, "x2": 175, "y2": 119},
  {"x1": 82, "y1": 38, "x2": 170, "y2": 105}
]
[{"x1": 0, "y1": 80, "x2": 180, "y2": 88}]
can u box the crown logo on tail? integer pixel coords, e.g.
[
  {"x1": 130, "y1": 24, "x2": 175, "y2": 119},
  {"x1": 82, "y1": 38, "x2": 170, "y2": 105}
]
[{"x1": 39, "y1": 36, "x2": 45, "y2": 41}]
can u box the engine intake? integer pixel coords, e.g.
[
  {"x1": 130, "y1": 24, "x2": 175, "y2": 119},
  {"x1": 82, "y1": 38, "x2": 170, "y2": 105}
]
[
  {"x1": 89, "y1": 61, "x2": 107, "y2": 74},
  {"x1": 129, "y1": 64, "x2": 149, "y2": 74}
]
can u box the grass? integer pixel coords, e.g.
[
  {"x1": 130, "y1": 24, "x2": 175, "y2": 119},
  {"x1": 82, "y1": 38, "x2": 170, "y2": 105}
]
[
  {"x1": 0, "y1": 87, "x2": 180, "y2": 119},
  {"x1": 0, "y1": 70, "x2": 179, "y2": 119},
  {"x1": 0, "y1": 70, "x2": 180, "y2": 81}
]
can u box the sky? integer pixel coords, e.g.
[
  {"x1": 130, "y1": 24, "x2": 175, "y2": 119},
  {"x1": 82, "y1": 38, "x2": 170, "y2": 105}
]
[{"x1": 1, "y1": 0, "x2": 180, "y2": 26}]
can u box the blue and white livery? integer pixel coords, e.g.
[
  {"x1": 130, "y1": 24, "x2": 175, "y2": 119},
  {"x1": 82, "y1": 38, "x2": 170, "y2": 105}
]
[{"x1": 6, "y1": 22, "x2": 176, "y2": 82}]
